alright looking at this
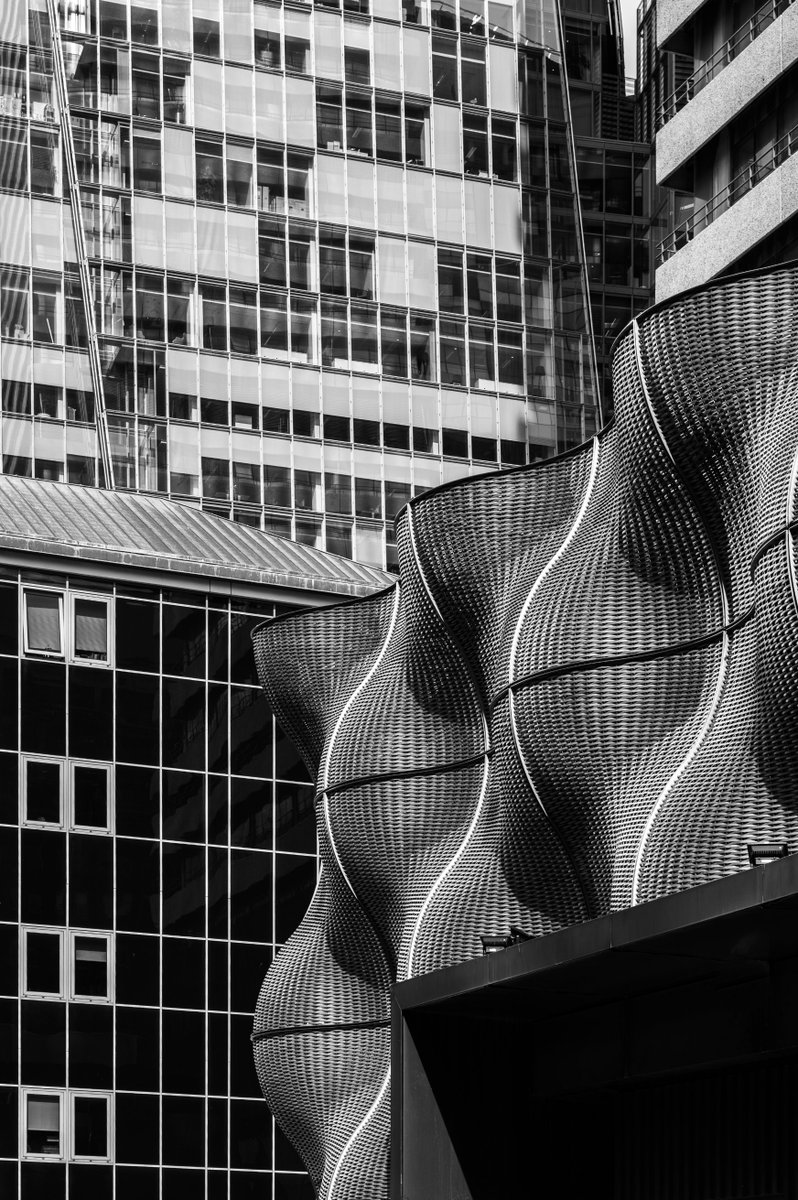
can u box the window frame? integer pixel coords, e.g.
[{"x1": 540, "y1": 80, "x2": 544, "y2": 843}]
[
  {"x1": 21, "y1": 927, "x2": 66, "y2": 999},
  {"x1": 22, "y1": 587, "x2": 65, "y2": 659},
  {"x1": 69, "y1": 930, "x2": 113, "y2": 1004},
  {"x1": 69, "y1": 760, "x2": 113, "y2": 834},
  {"x1": 68, "y1": 591, "x2": 113, "y2": 668},
  {"x1": 21, "y1": 1089, "x2": 65, "y2": 1161},
  {"x1": 21, "y1": 755, "x2": 65, "y2": 829}
]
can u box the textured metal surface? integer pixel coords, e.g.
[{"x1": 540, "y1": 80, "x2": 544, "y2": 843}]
[
  {"x1": 252, "y1": 262, "x2": 798, "y2": 1197},
  {"x1": 0, "y1": 474, "x2": 390, "y2": 595}
]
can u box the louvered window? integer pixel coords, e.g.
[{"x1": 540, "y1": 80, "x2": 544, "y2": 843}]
[
  {"x1": 24, "y1": 1094, "x2": 63, "y2": 1158},
  {"x1": 24, "y1": 591, "x2": 63, "y2": 655}
]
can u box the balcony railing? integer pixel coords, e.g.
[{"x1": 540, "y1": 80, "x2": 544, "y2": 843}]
[
  {"x1": 658, "y1": 0, "x2": 796, "y2": 128},
  {"x1": 657, "y1": 120, "x2": 798, "y2": 263}
]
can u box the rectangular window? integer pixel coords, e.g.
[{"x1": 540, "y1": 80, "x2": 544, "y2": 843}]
[
  {"x1": 432, "y1": 34, "x2": 458, "y2": 100},
  {"x1": 319, "y1": 235, "x2": 347, "y2": 296},
  {"x1": 197, "y1": 137, "x2": 224, "y2": 204},
  {"x1": 133, "y1": 129, "x2": 161, "y2": 193},
  {"x1": 405, "y1": 105, "x2": 429, "y2": 165},
  {"x1": 349, "y1": 239, "x2": 374, "y2": 299},
  {"x1": 71, "y1": 1093, "x2": 111, "y2": 1160},
  {"x1": 23, "y1": 757, "x2": 64, "y2": 826},
  {"x1": 70, "y1": 595, "x2": 110, "y2": 664},
  {"x1": 71, "y1": 763, "x2": 111, "y2": 831},
  {"x1": 0, "y1": 122, "x2": 27, "y2": 191},
  {"x1": 200, "y1": 284, "x2": 228, "y2": 352},
  {"x1": 346, "y1": 94, "x2": 373, "y2": 157},
  {"x1": 32, "y1": 274, "x2": 61, "y2": 345},
  {"x1": 23, "y1": 1092, "x2": 63, "y2": 1159},
  {"x1": 23, "y1": 928, "x2": 64, "y2": 997},
  {"x1": 70, "y1": 933, "x2": 111, "y2": 1001},
  {"x1": 24, "y1": 590, "x2": 64, "y2": 657},
  {"x1": 376, "y1": 100, "x2": 402, "y2": 162}
]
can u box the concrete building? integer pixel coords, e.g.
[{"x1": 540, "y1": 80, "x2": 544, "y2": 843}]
[
  {"x1": 639, "y1": 0, "x2": 798, "y2": 300},
  {"x1": 0, "y1": 471, "x2": 388, "y2": 1200}
]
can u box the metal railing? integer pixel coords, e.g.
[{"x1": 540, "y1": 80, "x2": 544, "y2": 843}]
[
  {"x1": 657, "y1": 120, "x2": 798, "y2": 263},
  {"x1": 658, "y1": 0, "x2": 796, "y2": 128}
]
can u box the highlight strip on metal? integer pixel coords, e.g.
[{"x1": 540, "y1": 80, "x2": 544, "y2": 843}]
[
  {"x1": 403, "y1": 503, "x2": 492, "y2": 978},
  {"x1": 506, "y1": 434, "x2": 600, "y2": 915},
  {"x1": 786, "y1": 448, "x2": 798, "y2": 621},
  {"x1": 327, "y1": 1068, "x2": 390, "y2": 1200},
  {"x1": 630, "y1": 318, "x2": 730, "y2": 905}
]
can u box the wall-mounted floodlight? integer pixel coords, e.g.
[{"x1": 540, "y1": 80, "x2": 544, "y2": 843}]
[
  {"x1": 480, "y1": 934, "x2": 512, "y2": 955},
  {"x1": 747, "y1": 842, "x2": 790, "y2": 867},
  {"x1": 509, "y1": 926, "x2": 532, "y2": 944}
]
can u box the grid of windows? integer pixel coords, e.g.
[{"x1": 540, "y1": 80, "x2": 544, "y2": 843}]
[
  {"x1": 0, "y1": 0, "x2": 628, "y2": 570},
  {"x1": 0, "y1": 570, "x2": 317, "y2": 1198}
]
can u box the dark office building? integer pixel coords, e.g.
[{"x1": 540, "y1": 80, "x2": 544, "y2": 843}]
[{"x1": 0, "y1": 473, "x2": 386, "y2": 1200}]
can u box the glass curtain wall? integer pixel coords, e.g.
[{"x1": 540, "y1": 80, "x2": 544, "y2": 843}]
[
  {"x1": 0, "y1": 0, "x2": 620, "y2": 569},
  {"x1": 0, "y1": 567, "x2": 317, "y2": 1200}
]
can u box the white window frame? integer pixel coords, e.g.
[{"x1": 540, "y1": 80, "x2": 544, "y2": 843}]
[
  {"x1": 22, "y1": 587, "x2": 65, "y2": 659},
  {"x1": 69, "y1": 930, "x2": 113, "y2": 1004},
  {"x1": 21, "y1": 927, "x2": 65, "y2": 1000},
  {"x1": 68, "y1": 592, "x2": 113, "y2": 668},
  {"x1": 69, "y1": 761, "x2": 113, "y2": 835},
  {"x1": 69, "y1": 1091, "x2": 113, "y2": 1163},
  {"x1": 21, "y1": 1089, "x2": 65, "y2": 1161},
  {"x1": 21, "y1": 755, "x2": 65, "y2": 829}
]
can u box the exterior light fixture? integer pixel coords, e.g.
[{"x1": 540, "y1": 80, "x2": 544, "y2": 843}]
[
  {"x1": 747, "y1": 842, "x2": 790, "y2": 867},
  {"x1": 509, "y1": 926, "x2": 532, "y2": 944},
  {"x1": 480, "y1": 934, "x2": 512, "y2": 955}
]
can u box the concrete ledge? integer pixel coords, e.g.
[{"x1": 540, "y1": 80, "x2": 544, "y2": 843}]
[
  {"x1": 657, "y1": 7, "x2": 798, "y2": 185},
  {"x1": 655, "y1": 151, "x2": 798, "y2": 300},
  {"x1": 657, "y1": 0, "x2": 710, "y2": 47}
]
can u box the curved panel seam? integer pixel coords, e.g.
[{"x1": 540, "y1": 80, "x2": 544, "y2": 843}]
[
  {"x1": 320, "y1": 586, "x2": 401, "y2": 905},
  {"x1": 405, "y1": 505, "x2": 490, "y2": 751},
  {"x1": 403, "y1": 506, "x2": 491, "y2": 977},
  {"x1": 327, "y1": 1067, "x2": 390, "y2": 1200},
  {"x1": 404, "y1": 756, "x2": 490, "y2": 978},
  {"x1": 630, "y1": 319, "x2": 731, "y2": 905},
  {"x1": 786, "y1": 447, "x2": 798, "y2": 621},
  {"x1": 507, "y1": 434, "x2": 600, "y2": 915}
]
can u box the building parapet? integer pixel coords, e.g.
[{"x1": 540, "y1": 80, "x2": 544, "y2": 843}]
[{"x1": 656, "y1": 152, "x2": 798, "y2": 297}]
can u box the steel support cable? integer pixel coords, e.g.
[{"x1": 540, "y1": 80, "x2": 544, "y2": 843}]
[
  {"x1": 506, "y1": 434, "x2": 600, "y2": 919},
  {"x1": 630, "y1": 318, "x2": 732, "y2": 905},
  {"x1": 45, "y1": 0, "x2": 114, "y2": 487}
]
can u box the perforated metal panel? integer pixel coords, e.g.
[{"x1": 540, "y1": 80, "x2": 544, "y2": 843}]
[{"x1": 252, "y1": 262, "x2": 798, "y2": 1197}]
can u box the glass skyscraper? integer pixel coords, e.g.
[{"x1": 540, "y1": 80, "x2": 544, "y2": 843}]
[{"x1": 0, "y1": 0, "x2": 646, "y2": 571}]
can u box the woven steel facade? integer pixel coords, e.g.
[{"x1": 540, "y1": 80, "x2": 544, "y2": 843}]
[{"x1": 252, "y1": 260, "x2": 798, "y2": 1196}]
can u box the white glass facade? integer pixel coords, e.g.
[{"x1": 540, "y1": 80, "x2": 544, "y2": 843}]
[{"x1": 0, "y1": 0, "x2": 620, "y2": 569}]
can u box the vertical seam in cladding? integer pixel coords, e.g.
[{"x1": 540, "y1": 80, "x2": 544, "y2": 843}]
[
  {"x1": 403, "y1": 504, "x2": 490, "y2": 977},
  {"x1": 327, "y1": 1068, "x2": 390, "y2": 1200},
  {"x1": 506, "y1": 434, "x2": 599, "y2": 915},
  {"x1": 630, "y1": 319, "x2": 731, "y2": 905},
  {"x1": 786, "y1": 447, "x2": 798, "y2": 620},
  {"x1": 320, "y1": 585, "x2": 400, "y2": 904}
]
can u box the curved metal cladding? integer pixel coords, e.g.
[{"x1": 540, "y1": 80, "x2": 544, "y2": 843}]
[{"x1": 252, "y1": 263, "x2": 798, "y2": 1197}]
